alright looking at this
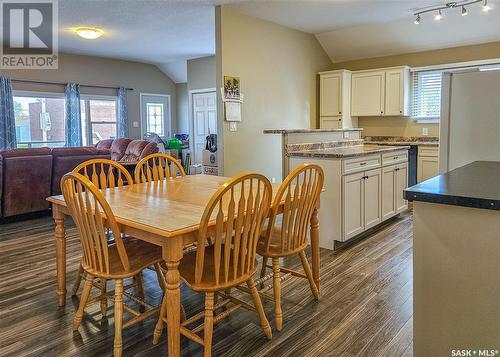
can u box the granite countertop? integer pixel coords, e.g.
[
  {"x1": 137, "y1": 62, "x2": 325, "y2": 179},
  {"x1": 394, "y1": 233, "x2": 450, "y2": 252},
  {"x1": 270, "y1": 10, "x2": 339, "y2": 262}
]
[
  {"x1": 287, "y1": 144, "x2": 409, "y2": 159},
  {"x1": 264, "y1": 128, "x2": 363, "y2": 134},
  {"x1": 363, "y1": 136, "x2": 439, "y2": 146},
  {"x1": 404, "y1": 161, "x2": 500, "y2": 211}
]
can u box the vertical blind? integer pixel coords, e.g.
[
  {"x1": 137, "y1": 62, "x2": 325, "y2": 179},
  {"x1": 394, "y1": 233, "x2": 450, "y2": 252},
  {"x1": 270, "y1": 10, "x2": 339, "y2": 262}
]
[{"x1": 411, "y1": 70, "x2": 443, "y2": 121}]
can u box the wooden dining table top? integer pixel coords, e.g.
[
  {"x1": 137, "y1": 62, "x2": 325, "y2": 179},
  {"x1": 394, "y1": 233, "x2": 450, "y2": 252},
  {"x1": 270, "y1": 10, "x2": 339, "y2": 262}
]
[{"x1": 47, "y1": 174, "x2": 281, "y2": 239}]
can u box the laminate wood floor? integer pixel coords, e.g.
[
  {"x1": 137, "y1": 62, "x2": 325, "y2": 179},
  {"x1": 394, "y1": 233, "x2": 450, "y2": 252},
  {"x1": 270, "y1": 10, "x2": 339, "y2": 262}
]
[{"x1": 0, "y1": 212, "x2": 413, "y2": 357}]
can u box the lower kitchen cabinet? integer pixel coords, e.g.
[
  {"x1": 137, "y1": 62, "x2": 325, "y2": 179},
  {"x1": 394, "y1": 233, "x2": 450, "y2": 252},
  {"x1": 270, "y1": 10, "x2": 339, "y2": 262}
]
[
  {"x1": 382, "y1": 163, "x2": 408, "y2": 220},
  {"x1": 342, "y1": 168, "x2": 382, "y2": 240},
  {"x1": 417, "y1": 146, "x2": 439, "y2": 183}
]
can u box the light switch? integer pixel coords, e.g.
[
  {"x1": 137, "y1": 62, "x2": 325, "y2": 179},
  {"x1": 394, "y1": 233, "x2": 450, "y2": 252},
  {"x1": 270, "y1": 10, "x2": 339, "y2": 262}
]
[
  {"x1": 133, "y1": 121, "x2": 139, "y2": 128},
  {"x1": 229, "y1": 122, "x2": 237, "y2": 132},
  {"x1": 422, "y1": 127, "x2": 429, "y2": 136}
]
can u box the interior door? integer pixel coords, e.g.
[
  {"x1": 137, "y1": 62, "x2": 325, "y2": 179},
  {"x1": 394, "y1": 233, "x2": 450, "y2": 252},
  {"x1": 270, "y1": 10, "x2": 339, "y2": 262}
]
[
  {"x1": 192, "y1": 91, "x2": 217, "y2": 165},
  {"x1": 141, "y1": 94, "x2": 170, "y2": 138}
]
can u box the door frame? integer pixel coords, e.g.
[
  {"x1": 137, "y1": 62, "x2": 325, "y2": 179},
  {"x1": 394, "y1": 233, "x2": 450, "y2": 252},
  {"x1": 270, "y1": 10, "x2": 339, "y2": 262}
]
[
  {"x1": 188, "y1": 88, "x2": 216, "y2": 164},
  {"x1": 140, "y1": 92, "x2": 172, "y2": 138}
]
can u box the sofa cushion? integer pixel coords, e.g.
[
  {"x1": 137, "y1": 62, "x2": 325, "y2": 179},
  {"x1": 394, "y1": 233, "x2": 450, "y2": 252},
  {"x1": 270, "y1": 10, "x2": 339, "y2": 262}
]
[
  {"x1": 96, "y1": 139, "x2": 113, "y2": 150},
  {"x1": 51, "y1": 146, "x2": 110, "y2": 157},
  {"x1": 0, "y1": 147, "x2": 51, "y2": 158},
  {"x1": 120, "y1": 140, "x2": 157, "y2": 163},
  {"x1": 110, "y1": 138, "x2": 132, "y2": 161}
]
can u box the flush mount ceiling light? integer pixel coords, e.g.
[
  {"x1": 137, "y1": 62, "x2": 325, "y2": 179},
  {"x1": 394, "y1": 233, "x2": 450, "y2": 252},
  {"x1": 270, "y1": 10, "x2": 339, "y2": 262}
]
[
  {"x1": 413, "y1": 0, "x2": 492, "y2": 24},
  {"x1": 75, "y1": 27, "x2": 104, "y2": 40}
]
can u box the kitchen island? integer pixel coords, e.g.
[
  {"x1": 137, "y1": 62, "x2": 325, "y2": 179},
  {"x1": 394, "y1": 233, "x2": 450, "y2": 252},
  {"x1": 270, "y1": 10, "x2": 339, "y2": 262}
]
[
  {"x1": 288, "y1": 140, "x2": 409, "y2": 249},
  {"x1": 405, "y1": 161, "x2": 500, "y2": 356}
]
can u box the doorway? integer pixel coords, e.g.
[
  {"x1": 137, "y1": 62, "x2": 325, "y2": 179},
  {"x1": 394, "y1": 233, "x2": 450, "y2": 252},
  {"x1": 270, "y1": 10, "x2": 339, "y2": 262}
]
[
  {"x1": 190, "y1": 90, "x2": 217, "y2": 165},
  {"x1": 140, "y1": 93, "x2": 171, "y2": 138}
]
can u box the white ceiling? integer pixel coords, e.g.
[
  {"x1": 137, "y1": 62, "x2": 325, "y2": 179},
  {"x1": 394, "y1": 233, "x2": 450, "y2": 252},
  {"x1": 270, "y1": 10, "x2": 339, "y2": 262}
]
[
  {"x1": 57, "y1": 1, "x2": 500, "y2": 82},
  {"x1": 58, "y1": 0, "x2": 216, "y2": 83},
  {"x1": 230, "y1": 0, "x2": 500, "y2": 62}
]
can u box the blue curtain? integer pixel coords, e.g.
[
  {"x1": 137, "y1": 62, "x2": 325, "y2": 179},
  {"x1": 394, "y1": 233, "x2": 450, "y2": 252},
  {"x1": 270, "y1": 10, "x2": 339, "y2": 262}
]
[
  {"x1": 0, "y1": 76, "x2": 17, "y2": 150},
  {"x1": 64, "y1": 83, "x2": 82, "y2": 147},
  {"x1": 117, "y1": 87, "x2": 128, "y2": 138}
]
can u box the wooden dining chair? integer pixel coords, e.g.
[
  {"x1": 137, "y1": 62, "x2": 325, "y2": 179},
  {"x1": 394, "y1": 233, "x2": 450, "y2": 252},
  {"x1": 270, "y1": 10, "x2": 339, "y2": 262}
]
[
  {"x1": 134, "y1": 153, "x2": 186, "y2": 184},
  {"x1": 71, "y1": 159, "x2": 158, "y2": 301},
  {"x1": 61, "y1": 172, "x2": 165, "y2": 357},
  {"x1": 257, "y1": 163, "x2": 324, "y2": 331},
  {"x1": 153, "y1": 173, "x2": 273, "y2": 357}
]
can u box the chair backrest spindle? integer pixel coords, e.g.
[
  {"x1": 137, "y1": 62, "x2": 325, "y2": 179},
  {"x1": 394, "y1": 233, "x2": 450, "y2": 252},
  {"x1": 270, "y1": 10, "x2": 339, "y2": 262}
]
[
  {"x1": 73, "y1": 159, "x2": 133, "y2": 190},
  {"x1": 134, "y1": 153, "x2": 186, "y2": 184}
]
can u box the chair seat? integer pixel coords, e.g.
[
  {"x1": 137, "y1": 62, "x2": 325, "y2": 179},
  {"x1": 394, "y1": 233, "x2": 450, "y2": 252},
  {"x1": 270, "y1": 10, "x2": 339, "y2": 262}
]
[
  {"x1": 83, "y1": 238, "x2": 162, "y2": 279},
  {"x1": 257, "y1": 225, "x2": 307, "y2": 257},
  {"x1": 178, "y1": 245, "x2": 257, "y2": 292}
]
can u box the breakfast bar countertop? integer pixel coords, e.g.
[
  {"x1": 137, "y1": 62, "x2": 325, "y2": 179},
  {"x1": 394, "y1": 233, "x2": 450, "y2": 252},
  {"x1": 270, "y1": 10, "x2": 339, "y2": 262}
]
[
  {"x1": 287, "y1": 144, "x2": 410, "y2": 159},
  {"x1": 404, "y1": 161, "x2": 500, "y2": 210},
  {"x1": 363, "y1": 136, "x2": 439, "y2": 146}
]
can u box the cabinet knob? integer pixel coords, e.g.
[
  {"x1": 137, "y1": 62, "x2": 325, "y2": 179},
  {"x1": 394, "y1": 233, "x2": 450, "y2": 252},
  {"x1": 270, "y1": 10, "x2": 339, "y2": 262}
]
[
  {"x1": 400, "y1": 110, "x2": 402, "y2": 114},
  {"x1": 381, "y1": 111, "x2": 384, "y2": 114},
  {"x1": 360, "y1": 162, "x2": 367, "y2": 166},
  {"x1": 339, "y1": 111, "x2": 342, "y2": 114}
]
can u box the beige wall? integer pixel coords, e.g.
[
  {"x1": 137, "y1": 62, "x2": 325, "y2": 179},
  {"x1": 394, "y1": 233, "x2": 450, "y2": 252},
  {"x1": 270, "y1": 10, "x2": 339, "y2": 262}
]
[
  {"x1": 218, "y1": 6, "x2": 331, "y2": 179},
  {"x1": 331, "y1": 41, "x2": 500, "y2": 137},
  {"x1": 187, "y1": 55, "x2": 216, "y2": 91},
  {"x1": 1, "y1": 52, "x2": 177, "y2": 139},
  {"x1": 175, "y1": 83, "x2": 189, "y2": 134}
]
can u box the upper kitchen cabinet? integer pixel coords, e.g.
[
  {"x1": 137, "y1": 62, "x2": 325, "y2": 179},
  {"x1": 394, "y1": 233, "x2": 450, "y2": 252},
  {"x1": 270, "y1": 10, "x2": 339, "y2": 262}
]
[
  {"x1": 351, "y1": 70, "x2": 386, "y2": 116},
  {"x1": 385, "y1": 67, "x2": 410, "y2": 116},
  {"x1": 351, "y1": 66, "x2": 410, "y2": 117},
  {"x1": 319, "y1": 70, "x2": 357, "y2": 129}
]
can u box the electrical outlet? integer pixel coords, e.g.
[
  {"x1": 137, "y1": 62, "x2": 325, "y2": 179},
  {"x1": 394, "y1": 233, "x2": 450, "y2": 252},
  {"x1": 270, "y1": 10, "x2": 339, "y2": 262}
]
[
  {"x1": 422, "y1": 127, "x2": 429, "y2": 136},
  {"x1": 343, "y1": 132, "x2": 349, "y2": 139},
  {"x1": 271, "y1": 177, "x2": 276, "y2": 183},
  {"x1": 132, "y1": 121, "x2": 139, "y2": 128}
]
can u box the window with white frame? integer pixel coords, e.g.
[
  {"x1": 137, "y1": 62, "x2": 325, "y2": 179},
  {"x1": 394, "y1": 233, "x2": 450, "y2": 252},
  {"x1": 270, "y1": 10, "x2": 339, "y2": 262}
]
[
  {"x1": 146, "y1": 103, "x2": 164, "y2": 135},
  {"x1": 80, "y1": 97, "x2": 118, "y2": 146},
  {"x1": 411, "y1": 70, "x2": 443, "y2": 122},
  {"x1": 13, "y1": 92, "x2": 66, "y2": 148}
]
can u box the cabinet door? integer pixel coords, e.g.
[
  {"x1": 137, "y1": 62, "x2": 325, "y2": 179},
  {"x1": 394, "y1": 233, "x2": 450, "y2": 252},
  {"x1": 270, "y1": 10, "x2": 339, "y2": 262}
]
[
  {"x1": 320, "y1": 116, "x2": 342, "y2": 129},
  {"x1": 385, "y1": 69, "x2": 404, "y2": 116},
  {"x1": 382, "y1": 165, "x2": 397, "y2": 220},
  {"x1": 417, "y1": 156, "x2": 439, "y2": 182},
  {"x1": 351, "y1": 71, "x2": 385, "y2": 116},
  {"x1": 342, "y1": 172, "x2": 364, "y2": 241},
  {"x1": 364, "y1": 168, "x2": 382, "y2": 229},
  {"x1": 320, "y1": 74, "x2": 342, "y2": 116},
  {"x1": 395, "y1": 162, "x2": 408, "y2": 213}
]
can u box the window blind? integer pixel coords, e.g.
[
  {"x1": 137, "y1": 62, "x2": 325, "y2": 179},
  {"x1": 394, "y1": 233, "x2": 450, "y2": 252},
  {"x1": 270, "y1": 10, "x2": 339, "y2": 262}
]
[{"x1": 411, "y1": 71, "x2": 442, "y2": 121}]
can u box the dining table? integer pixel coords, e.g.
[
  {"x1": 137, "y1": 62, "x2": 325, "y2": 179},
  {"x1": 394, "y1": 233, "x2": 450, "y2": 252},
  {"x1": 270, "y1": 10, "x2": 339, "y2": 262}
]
[{"x1": 47, "y1": 173, "x2": 321, "y2": 357}]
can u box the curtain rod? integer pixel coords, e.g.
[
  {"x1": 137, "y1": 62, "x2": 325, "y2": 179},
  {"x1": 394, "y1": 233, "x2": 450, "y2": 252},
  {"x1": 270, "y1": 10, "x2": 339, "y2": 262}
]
[{"x1": 11, "y1": 79, "x2": 133, "y2": 91}]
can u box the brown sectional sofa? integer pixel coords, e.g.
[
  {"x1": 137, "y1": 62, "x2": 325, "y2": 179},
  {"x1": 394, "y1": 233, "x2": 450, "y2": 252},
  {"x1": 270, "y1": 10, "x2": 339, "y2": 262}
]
[{"x1": 0, "y1": 139, "x2": 158, "y2": 218}]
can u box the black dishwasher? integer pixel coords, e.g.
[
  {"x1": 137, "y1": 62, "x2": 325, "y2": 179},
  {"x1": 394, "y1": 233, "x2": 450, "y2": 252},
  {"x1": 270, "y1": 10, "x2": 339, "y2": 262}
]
[{"x1": 408, "y1": 145, "x2": 418, "y2": 187}]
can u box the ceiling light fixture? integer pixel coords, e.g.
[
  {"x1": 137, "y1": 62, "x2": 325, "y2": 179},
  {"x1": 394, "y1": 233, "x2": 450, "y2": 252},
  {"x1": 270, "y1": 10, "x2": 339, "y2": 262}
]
[
  {"x1": 75, "y1": 27, "x2": 104, "y2": 40},
  {"x1": 413, "y1": 0, "x2": 491, "y2": 25}
]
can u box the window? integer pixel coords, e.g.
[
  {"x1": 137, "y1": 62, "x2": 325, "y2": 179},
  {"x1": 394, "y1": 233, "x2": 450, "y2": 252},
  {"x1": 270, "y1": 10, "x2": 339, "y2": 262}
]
[
  {"x1": 146, "y1": 103, "x2": 164, "y2": 135},
  {"x1": 80, "y1": 97, "x2": 117, "y2": 146},
  {"x1": 411, "y1": 70, "x2": 443, "y2": 122},
  {"x1": 13, "y1": 93, "x2": 66, "y2": 148}
]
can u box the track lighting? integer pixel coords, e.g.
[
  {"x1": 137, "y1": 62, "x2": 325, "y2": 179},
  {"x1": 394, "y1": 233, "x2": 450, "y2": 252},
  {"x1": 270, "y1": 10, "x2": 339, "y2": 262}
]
[{"x1": 413, "y1": 0, "x2": 492, "y2": 25}]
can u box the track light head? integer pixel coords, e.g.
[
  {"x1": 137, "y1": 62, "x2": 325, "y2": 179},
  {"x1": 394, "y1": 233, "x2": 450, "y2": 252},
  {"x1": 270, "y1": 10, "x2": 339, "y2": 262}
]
[
  {"x1": 414, "y1": 14, "x2": 421, "y2": 24},
  {"x1": 434, "y1": 9, "x2": 443, "y2": 20},
  {"x1": 483, "y1": 0, "x2": 491, "y2": 11},
  {"x1": 462, "y1": 6, "x2": 468, "y2": 15}
]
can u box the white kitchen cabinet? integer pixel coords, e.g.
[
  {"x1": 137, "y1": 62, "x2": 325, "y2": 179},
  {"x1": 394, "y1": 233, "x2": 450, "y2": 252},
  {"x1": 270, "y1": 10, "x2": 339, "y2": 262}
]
[
  {"x1": 364, "y1": 168, "x2": 382, "y2": 229},
  {"x1": 385, "y1": 68, "x2": 410, "y2": 116},
  {"x1": 351, "y1": 70, "x2": 386, "y2": 116},
  {"x1": 343, "y1": 171, "x2": 365, "y2": 240},
  {"x1": 351, "y1": 66, "x2": 410, "y2": 117},
  {"x1": 382, "y1": 165, "x2": 397, "y2": 220},
  {"x1": 319, "y1": 70, "x2": 358, "y2": 129},
  {"x1": 418, "y1": 146, "x2": 439, "y2": 183},
  {"x1": 382, "y1": 161, "x2": 409, "y2": 221},
  {"x1": 342, "y1": 168, "x2": 382, "y2": 240},
  {"x1": 395, "y1": 162, "x2": 408, "y2": 212}
]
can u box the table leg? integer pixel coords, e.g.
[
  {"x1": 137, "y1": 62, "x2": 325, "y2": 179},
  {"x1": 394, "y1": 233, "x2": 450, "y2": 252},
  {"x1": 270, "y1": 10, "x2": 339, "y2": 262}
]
[
  {"x1": 54, "y1": 207, "x2": 67, "y2": 307},
  {"x1": 161, "y1": 237, "x2": 183, "y2": 357},
  {"x1": 310, "y1": 206, "x2": 320, "y2": 294}
]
